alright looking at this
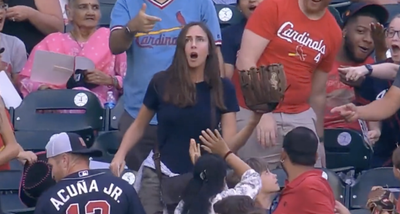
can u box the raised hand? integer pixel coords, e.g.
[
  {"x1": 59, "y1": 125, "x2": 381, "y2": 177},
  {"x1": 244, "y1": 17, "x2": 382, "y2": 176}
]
[
  {"x1": 127, "y1": 3, "x2": 162, "y2": 33},
  {"x1": 189, "y1": 139, "x2": 201, "y2": 164},
  {"x1": 331, "y1": 103, "x2": 359, "y2": 122},
  {"x1": 370, "y1": 22, "x2": 386, "y2": 52},
  {"x1": 338, "y1": 66, "x2": 368, "y2": 82},
  {"x1": 199, "y1": 129, "x2": 230, "y2": 157},
  {"x1": 110, "y1": 154, "x2": 126, "y2": 177}
]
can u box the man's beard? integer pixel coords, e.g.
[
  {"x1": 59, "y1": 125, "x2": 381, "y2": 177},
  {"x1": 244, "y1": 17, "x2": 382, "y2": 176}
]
[{"x1": 344, "y1": 36, "x2": 371, "y2": 64}]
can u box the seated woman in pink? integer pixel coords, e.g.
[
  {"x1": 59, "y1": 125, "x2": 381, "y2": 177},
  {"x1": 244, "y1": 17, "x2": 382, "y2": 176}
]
[{"x1": 18, "y1": 0, "x2": 126, "y2": 104}]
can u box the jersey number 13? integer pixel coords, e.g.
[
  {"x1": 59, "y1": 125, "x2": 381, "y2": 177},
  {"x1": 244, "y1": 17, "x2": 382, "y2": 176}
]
[{"x1": 66, "y1": 200, "x2": 110, "y2": 214}]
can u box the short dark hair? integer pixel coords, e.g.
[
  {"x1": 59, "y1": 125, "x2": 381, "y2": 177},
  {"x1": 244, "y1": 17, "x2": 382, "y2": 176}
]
[
  {"x1": 213, "y1": 195, "x2": 255, "y2": 214},
  {"x1": 283, "y1": 127, "x2": 318, "y2": 166},
  {"x1": 226, "y1": 158, "x2": 268, "y2": 188},
  {"x1": 392, "y1": 147, "x2": 400, "y2": 170}
]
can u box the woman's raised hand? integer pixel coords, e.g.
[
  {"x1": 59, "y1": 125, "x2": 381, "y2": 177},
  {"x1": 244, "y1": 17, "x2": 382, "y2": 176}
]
[
  {"x1": 109, "y1": 154, "x2": 126, "y2": 177},
  {"x1": 199, "y1": 129, "x2": 230, "y2": 157},
  {"x1": 189, "y1": 139, "x2": 201, "y2": 164}
]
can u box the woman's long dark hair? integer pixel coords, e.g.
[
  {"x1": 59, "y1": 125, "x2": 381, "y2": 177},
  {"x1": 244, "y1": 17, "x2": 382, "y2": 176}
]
[
  {"x1": 181, "y1": 154, "x2": 227, "y2": 214},
  {"x1": 160, "y1": 22, "x2": 226, "y2": 110}
]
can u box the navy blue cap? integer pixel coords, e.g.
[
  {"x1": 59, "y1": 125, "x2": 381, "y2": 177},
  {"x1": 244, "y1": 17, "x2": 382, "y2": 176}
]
[{"x1": 342, "y1": 2, "x2": 389, "y2": 28}]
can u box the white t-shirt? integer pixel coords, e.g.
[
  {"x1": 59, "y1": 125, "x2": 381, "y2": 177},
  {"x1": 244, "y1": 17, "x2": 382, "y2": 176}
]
[{"x1": 0, "y1": 33, "x2": 27, "y2": 74}]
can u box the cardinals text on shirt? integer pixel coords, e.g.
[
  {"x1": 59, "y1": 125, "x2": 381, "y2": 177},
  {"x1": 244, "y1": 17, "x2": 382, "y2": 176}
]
[
  {"x1": 49, "y1": 180, "x2": 123, "y2": 211},
  {"x1": 277, "y1": 21, "x2": 326, "y2": 63}
]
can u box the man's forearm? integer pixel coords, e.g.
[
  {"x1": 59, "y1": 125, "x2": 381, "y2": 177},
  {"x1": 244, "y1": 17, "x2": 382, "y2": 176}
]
[
  {"x1": 109, "y1": 29, "x2": 135, "y2": 55},
  {"x1": 310, "y1": 94, "x2": 326, "y2": 138},
  {"x1": 227, "y1": 120, "x2": 258, "y2": 152},
  {"x1": 358, "y1": 98, "x2": 399, "y2": 121},
  {"x1": 371, "y1": 63, "x2": 399, "y2": 80},
  {"x1": 0, "y1": 143, "x2": 19, "y2": 165},
  {"x1": 236, "y1": 55, "x2": 257, "y2": 71},
  {"x1": 28, "y1": 8, "x2": 64, "y2": 35}
]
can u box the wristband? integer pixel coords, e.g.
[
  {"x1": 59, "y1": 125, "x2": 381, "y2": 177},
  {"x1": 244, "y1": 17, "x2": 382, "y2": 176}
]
[
  {"x1": 223, "y1": 151, "x2": 233, "y2": 160},
  {"x1": 365, "y1": 64, "x2": 373, "y2": 76},
  {"x1": 319, "y1": 136, "x2": 324, "y2": 143}
]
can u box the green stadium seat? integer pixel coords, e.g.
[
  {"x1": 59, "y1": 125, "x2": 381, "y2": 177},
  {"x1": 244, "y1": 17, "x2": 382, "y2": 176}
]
[
  {"x1": 324, "y1": 128, "x2": 372, "y2": 172},
  {"x1": 0, "y1": 170, "x2": 25, "y2": 211},
  {"x1": 99, "y1": 0, "x2": 117, "y2": 27},
  {"x1": 350, "y1": 167, "x2": 399, "y2": 209},
  {"x1": 90, "y1": 131, "x2": 122, "y2": 163},
  {"x1": 110, "y1": 97, "x2": 124, "y2": 130}
]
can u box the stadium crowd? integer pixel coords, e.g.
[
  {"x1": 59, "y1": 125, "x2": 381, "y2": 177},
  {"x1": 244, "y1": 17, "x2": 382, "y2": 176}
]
[{"x1": 2, "y1": 0, "x2": 400, "y2": 213}]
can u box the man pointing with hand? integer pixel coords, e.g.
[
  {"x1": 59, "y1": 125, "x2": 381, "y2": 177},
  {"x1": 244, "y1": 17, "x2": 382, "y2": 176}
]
[
  {"x1": 109, "y1": 0, "x2": 222, "y2": 213},
  {"x1": 331, "y1": 68, "x2": 400, "y2": 122}
]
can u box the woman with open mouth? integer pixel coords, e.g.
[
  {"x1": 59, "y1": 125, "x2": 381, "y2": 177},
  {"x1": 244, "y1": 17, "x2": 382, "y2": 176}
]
[{"x1": 110, "y1": 22, "x2": 263, "y2": 214}]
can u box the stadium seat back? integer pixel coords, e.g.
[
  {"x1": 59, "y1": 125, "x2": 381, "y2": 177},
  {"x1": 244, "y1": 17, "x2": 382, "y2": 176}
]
[
  {"x1": 214, "y1": 4, "x2": 244, "y2": 28},
  {"x1": 90, "y1": 131, "x2": 122, "y2": 163},
  {"x1": 15, "y1": 129, "x2": 96, "y2": 152},
  {"x1": 99, "y1": 0, "x2": 116, "y2": 27},
  {"x1": 14, "y1": 90, "x2": 104, "y2": 132},
  {"x1": 322, "y1": 168, "x2": 347, "y2": 204},
  {"x1": 328, "y1": 6, "x2": 342, "y2": 26},
  {"x1": 0, "y1": 170, "x2": 25, "y2": 211},
  {"x1": 325, "y1": 128, "x2": 372, "y2": 171},
  {"x1": 9, "y1": 160, "x2": 23, "y2": 171},
  {"x1": 271, "y1": 168, "x2": 346, "y2": 203},
  {"x1": 350, "y1": 209, "x2": 371, "y2": 214},
  {"x1": 110, "y1": 97, "x2": 124, "y2": 130},
  {"x1": 350, "y1": 167, "x2": 399, "y2": 209}
]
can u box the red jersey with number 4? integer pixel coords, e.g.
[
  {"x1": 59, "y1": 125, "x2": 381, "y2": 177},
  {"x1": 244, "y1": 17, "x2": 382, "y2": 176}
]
[
  {"x1": 232, "y1": 0, "x2": 342, "y2": 113},
  {"x1": 33, "y1": 170, "x2": 146, "y2": 214}
]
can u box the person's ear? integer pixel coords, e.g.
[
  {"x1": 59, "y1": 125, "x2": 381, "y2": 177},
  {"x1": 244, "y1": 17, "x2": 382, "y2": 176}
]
[
  {"x1": 66, "y1": 4, "x2": 73, "y2": 22},
  {"x1": 342, "y1": 28, "x2": 347, "y2": 38},
  {"x1": 280, "y1": 149, "x2": 287, "y2": 162}
]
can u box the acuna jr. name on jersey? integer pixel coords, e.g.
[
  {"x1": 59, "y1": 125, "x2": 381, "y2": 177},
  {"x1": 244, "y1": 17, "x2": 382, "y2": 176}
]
[{"x1": 50, "y1": 180, "x2": 123, "y2": 211}]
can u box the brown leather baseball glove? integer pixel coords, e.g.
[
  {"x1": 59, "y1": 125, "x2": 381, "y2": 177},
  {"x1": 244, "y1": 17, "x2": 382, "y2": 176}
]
[
  {"x1": 239, "y1": 64, "x2": 287, "y2": 113},
  {"x1": 366, "y1": 187, "x2": 399, "y2": 214}
]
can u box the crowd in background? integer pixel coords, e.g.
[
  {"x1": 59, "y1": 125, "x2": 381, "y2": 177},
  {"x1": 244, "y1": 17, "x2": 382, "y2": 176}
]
[{"x1": 1, "y1": 0, "x2": 400, "y2": 213}]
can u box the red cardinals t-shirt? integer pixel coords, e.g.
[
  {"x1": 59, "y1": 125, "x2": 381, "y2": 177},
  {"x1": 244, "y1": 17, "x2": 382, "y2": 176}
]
[
  {"x1": 232, "y1": 0, "x2": 342, "y2": 113},
  {"x1": 324, "y1": 58, "x2": 374, "y2": 131}
]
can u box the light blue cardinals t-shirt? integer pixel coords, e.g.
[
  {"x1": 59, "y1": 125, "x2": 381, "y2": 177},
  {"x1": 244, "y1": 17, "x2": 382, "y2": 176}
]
[{"x1": 110, "y1": 0, "x2": 222, "y2": 125}]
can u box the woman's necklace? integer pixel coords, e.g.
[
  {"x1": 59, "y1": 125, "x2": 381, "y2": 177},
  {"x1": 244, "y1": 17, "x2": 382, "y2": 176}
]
[{"x1": 69, "y1": 31, "x2": 86, "y2": 52}]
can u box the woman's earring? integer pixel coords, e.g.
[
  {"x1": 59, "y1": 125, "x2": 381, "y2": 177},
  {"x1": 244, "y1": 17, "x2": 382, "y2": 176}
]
[{"x1": 280, "y1": 159, "x2": 284, "y2": 163}]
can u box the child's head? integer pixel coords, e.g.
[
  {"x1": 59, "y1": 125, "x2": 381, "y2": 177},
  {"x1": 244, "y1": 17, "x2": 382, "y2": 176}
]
[
  {"x1": 213, "y1": 195, "x2": 256, "y2": 214},
  {"x1": 226, "y1": 158, "x2": 280, "y2": 194},
  {"x1": 392, "y1": 147, "x2": 400, "y2": 179}
]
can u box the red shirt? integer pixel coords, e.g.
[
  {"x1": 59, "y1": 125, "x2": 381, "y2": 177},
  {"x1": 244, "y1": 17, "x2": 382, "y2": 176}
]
[
  {"x1": 232, "y1": 0, "x2": 342, "y2": 113},
  {"x1": 274, "y1": 169, "x2": 335, "y2": 214},
  {"x1": 0, "y1": 109, "x2": 12, "y2": 171},
  {"x1": 324, "y1": 58, "x2": 375, "y2": 131}
]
